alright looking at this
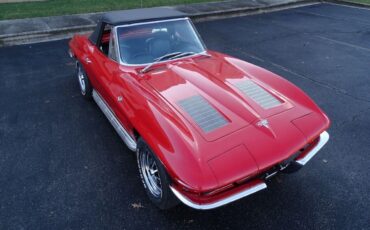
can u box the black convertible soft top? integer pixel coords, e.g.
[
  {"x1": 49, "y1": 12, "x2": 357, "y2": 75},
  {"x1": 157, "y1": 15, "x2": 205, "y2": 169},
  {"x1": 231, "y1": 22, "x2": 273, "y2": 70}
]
[
  {"x1": 102, "y1": 7, "x2": 187, "y2": 25},
  {"x1": 90, "y1": 7, "x2": 187, "y2": 45}
]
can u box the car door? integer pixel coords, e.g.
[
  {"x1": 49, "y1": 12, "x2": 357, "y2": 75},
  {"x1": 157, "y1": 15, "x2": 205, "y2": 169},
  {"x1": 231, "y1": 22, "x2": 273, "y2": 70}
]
[
  {"x1": 81, "y1": 25, "x2": 118, "y2": 113},
  {"x1": 101, "y1": 27, "x2": 132, "y2": 132}
]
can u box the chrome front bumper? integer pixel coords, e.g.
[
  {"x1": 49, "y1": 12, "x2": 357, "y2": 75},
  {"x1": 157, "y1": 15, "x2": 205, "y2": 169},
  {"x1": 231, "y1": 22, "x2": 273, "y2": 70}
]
[
  {"x1": 295, "y1": 131, "x2": 330, "y2": 166},
  {"x1": 171, "y1": 131, "x2": 330, "y2": 210},
  {"x1": 170, "y1": 182, "x2": 267, "y2": 210}
]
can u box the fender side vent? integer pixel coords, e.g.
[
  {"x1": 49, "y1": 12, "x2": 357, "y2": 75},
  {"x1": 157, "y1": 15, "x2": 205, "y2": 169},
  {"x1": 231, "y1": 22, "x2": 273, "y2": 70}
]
[
  {"x1": 234, "y1": 80, "x2": 281, "y2": 109},
  {"x1": 178, "y1": 95, "x2": 228, "y2": 133}
]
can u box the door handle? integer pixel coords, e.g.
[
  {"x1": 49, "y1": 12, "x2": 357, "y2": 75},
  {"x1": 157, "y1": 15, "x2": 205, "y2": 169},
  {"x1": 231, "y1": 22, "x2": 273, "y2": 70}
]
[{"x1": 84, "y1": 57, "x2": 92, "y2": 64}]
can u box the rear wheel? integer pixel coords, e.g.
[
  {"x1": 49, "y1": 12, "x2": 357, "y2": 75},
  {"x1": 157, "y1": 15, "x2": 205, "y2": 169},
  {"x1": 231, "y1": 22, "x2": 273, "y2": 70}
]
[
  {"x1": 136, "y1": 138, "x2": 179, "y2": 209},
  {"x1": 76, "y1": 61, "x2": 92, "y2": 99}
]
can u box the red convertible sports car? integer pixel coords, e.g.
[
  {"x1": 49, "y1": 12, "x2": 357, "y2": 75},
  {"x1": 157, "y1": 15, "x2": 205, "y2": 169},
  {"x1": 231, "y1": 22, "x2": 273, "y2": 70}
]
[{"x1": 69, "y1": 7, "x2": 330, "y2": 210}]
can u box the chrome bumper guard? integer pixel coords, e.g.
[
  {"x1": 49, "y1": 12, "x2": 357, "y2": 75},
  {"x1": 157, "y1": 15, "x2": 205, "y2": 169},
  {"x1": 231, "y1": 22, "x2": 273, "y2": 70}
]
[
  {"x1": 171, "y1": 131, "x2": 329, "y2": 210},
  {"x1": 295, "y1": 131, "x2": 330, "y2": 166},
  {"x1": 170, "y1": 182, "x2": 267, "y2": 210}
]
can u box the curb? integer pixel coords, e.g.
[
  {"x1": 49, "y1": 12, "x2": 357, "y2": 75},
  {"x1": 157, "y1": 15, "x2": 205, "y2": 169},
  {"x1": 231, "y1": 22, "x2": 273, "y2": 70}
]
[
  {"x1": 0, "y1": 0, "x2": 316, "y2": 46},
  {"x1": 324, "y1": 0, "x2": 370, "y2": 8},
  {"x1": 1, "y1": 0, "x2": 365, "y2": 47},
  {"x1": 190, "y1": 0, "x2": 316, "y2": 21}
]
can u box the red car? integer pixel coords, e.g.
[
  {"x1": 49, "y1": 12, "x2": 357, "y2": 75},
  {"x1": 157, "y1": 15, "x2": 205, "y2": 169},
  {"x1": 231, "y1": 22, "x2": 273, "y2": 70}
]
[{"x1": 69, "y1": 7, "x2": 330, "y2": 210}]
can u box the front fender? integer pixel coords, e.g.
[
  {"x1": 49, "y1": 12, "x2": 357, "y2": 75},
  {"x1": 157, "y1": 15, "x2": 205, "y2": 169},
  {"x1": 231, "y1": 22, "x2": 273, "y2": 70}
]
[{"x1": 122, "y1": 76, "x2": 219, "y2": 192}]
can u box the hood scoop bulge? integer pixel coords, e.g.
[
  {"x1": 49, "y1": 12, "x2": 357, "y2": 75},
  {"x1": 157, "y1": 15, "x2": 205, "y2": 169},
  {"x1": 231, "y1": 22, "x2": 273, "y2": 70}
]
[
  {"x1": 233, "y1": 80, "x2": 281, "y2": 109},
  {"x1": 178, "y1": 95, "x2": 228, "y2": 133}
]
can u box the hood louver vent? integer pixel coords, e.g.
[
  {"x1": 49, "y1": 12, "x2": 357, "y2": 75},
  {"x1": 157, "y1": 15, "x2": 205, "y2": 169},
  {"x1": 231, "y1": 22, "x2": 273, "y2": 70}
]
[
  {"x1": 234, "y1": 80, "x2": 281, "y2": 109},
  {"x1": 178, "y1": 95, "x2": 228, "y2": 133}
]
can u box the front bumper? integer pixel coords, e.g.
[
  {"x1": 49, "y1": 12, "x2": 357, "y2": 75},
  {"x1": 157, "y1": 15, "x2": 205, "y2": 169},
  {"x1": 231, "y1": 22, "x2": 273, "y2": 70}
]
[
  {"x1": 170, "y1": 131, "x2": 330, "y2": 210},
  {"x1": 295, "y1": 131, "x2": 329, "y2": 166},
  {"x1": 170, "y1": 180, "x2": 267, "y2": 210}
]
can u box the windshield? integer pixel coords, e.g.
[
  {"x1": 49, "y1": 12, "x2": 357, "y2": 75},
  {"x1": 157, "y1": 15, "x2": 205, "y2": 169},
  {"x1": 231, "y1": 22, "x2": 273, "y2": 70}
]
[{"x1": 116, "y1": 18, "x2": 206, "y2": 65}]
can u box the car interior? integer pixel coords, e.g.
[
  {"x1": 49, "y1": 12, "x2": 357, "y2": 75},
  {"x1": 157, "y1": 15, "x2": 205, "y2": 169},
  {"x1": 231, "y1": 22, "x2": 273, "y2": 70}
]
[
  {"x1": 98, "y1": 21, "x2": 203, "y2": 65},
  {"x1": 99, "y1": 27, "x2": 111, "y2": 56}
]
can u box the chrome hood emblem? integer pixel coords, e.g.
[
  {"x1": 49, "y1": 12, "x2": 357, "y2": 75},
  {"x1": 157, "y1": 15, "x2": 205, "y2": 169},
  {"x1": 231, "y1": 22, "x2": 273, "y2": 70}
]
[{"x1": 256, "y1": 119, "x2": 269, "y2": 128}]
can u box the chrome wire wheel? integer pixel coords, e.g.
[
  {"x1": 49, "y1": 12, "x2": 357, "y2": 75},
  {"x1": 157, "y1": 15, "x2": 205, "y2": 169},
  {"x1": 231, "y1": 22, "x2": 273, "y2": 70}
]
[
  {"x1": 75, "y1": 61, "x2": 92, "y2": 99},
  {"x1": 139, "y1": 148, "x2": 162, "y2": 198},
  {"x1": 77, "y1": 65, "x2": 86, "y2": 95},
  {"x1": 136, "y1": 138, "x2": 179, "y2": 209}
]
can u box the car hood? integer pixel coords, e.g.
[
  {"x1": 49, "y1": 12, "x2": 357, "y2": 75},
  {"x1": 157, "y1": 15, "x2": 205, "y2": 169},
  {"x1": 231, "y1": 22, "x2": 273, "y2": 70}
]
[
  {"x1": 143, "y1": 52, "x2": 328, "y2": 189},
  {"x1": 145, "y1": 52, "x2": 312, "y2": 142}
]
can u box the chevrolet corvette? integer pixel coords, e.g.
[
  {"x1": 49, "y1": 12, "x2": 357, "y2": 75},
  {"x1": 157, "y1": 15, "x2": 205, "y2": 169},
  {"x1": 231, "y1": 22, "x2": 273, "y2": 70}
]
[{"x1": 68, "y1": 7, "x2": 330, "y2": 210}]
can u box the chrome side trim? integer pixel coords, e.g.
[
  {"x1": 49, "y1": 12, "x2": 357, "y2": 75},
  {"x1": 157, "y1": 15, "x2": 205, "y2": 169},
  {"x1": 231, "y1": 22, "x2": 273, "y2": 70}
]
[
  {"x1": 68, "y1": 49, "x2": 74, "y2": 58},
  {"x1": 92, "y1": 90, "x2": 137, "y2": 151},
  {"x1": 170, "y1": 182, "x2": 267, "y2": 210},
  {"x1": 295, "y1": 131, "x2": 329, "y2": 166}
]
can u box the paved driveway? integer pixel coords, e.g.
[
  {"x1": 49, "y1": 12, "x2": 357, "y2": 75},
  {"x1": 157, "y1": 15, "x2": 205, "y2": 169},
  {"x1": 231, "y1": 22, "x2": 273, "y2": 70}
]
[{"x1": 0, "y1": 3, "x2": 369, "y2": 229}]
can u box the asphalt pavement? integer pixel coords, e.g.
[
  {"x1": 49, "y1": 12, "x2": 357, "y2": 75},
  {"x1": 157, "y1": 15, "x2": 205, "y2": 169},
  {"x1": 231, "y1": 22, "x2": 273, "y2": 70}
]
[{"x1": 0, "y1": 3, "x2": 369, "y2": 229}]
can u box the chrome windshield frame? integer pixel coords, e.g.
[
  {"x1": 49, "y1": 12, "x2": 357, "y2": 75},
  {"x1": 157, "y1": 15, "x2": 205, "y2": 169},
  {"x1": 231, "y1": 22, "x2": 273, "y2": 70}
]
[{"x1": 113, "y1": 17, "x2": 208, "y2": 67}]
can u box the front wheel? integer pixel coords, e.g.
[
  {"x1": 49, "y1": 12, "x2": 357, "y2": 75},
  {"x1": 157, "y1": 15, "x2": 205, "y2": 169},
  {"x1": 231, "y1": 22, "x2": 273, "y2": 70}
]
[
  {"x1": 136, "y1": 138, "x2": 179, "y2": 209},
  {"x1": 76, "y1": 61, "x2": 92, "y2": 99}
]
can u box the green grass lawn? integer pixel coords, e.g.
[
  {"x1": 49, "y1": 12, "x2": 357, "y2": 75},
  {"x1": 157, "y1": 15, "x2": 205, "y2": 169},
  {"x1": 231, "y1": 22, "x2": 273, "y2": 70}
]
[
  {"x1": 348, "y1": 0, "x2": 370, "y2": 4},
  {"x1": 0, "y1": 0, "x2": 221, "y2": 20}
]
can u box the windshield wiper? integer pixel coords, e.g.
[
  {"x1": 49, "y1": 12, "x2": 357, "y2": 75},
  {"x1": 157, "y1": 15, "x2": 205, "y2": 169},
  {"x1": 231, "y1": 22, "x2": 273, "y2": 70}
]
[
  {"x1": 169, "y1": 51, "x2": 211, "y2": 60},
  {"x1": 140, "y1": 51, "x2": 211, "y2": 74},
  {"x1": 168, "y1": 51, "x2": 195, "y2": 60},
  {"x1": 140, "y1": 52, "x2": 182, "y2": 74}
]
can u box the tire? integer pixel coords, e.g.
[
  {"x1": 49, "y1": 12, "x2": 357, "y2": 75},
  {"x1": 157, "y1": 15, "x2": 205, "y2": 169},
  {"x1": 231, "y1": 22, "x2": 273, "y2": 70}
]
[
  {"x1": 136, "y1": 138, "x2": 179, "y2": 209},
  {"x1": 76, "y1": 61, "x2": 92, "y2": 99}
]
